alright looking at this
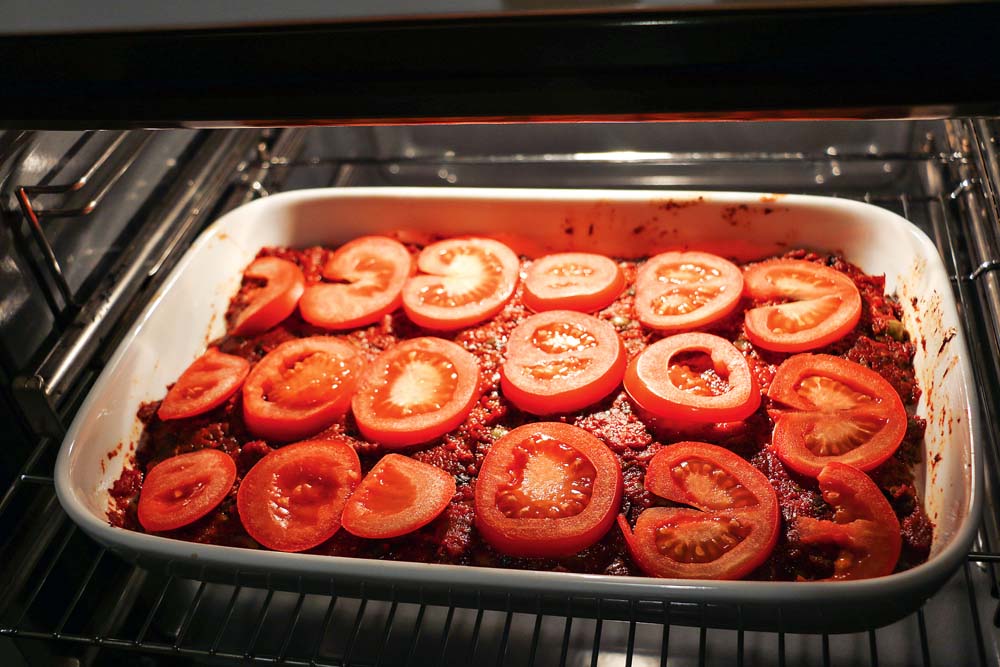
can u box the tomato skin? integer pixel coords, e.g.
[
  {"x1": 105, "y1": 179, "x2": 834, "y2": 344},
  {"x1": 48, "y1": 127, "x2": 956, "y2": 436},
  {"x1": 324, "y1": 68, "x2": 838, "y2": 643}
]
[
  {"x1": 523, "y1": 252, "x2": 625, "y2": 313},
  {"x1": 474, "y1": 422, "x2": 623, "y2": 559},
  {"x1": 795, "y1": 462, "x2": 902, "y2": 580},
  {"x1": 743, "y1": 259, "x2": 861, "y2": 352},
  {"x1": 768, "y1": 354, "x2": 906, "y2": 477},
  {"x1": 624, "y1": 332, "x2": 760, "y2": 423},
  {"x1": 138, "y1": 449, "x2": 237, "y2": 533},
  {"x1": 500, "y1": 310, "x2": 626, "y2": 415},
  {"x1": 237, "y1": 439, "x2": 361, "y2": 552},
  {"x1": 401, "y1": 237, "x2": 520, "y2": 330},
  {"x1": 634, "y1": 251, "x2": 744, "y2": 332},
  {"x1": 231, "y1": 257, "x2": 305, "y2": 336},
  {"x1": 341, "y1": 454, "x2": 456, "y2": 539},
  {"x1": 242, "y1": 337, "x2": 362, "y2": 442},
  {"x1": 352, "y1": 337, "x2": 481, "y2": 448},
  {"x1": 157, "y1": 348, "x2": 250, "y2": 420},
  {"x1": 299, "y1": 236, "x2": 414, "y2": 330},
  {"x1": 619, "y1": 441, "x2": 779, "y2": 580}
]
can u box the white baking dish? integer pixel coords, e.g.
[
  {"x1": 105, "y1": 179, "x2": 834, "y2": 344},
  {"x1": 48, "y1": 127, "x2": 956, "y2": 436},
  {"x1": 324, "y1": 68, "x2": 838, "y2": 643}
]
[{"x1": 54, "y1": 188, "x2": 981, "y2": 633}]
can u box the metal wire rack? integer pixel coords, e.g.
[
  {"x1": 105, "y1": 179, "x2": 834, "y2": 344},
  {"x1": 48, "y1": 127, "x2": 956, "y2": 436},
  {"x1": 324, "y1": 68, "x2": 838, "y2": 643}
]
[{"x1": 3, "y1": 119, "x2": 1000, "y2": 665}]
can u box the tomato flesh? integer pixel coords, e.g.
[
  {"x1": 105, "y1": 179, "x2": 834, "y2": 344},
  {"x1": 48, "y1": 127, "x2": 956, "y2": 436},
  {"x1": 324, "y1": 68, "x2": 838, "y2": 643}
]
[
  {"x1": 243, "y1": 337, "x2": 361, "y2": 442},
  {"x1": 299, "y1": 236, "x2": 413, "y2": 330},
  {"x1": 624, "y1": 332, "x2": 760, "y2": 423},
  {"x1": 634, "y1": 251, "x2": 744, "y2": 332},
  {"x1": 794, "y1": 462, "x2": 902, "y2": 580},
  {"x1": 402, "y1": 237, "x2": 520, "y2": 330},
  {"x1": 341, "y1": 454, "x2": 456, "y2": 539},
  {"x1": 743, "y1": 259, "x2": 861, "y2": 352},
  {"x1": 619, "y1": 442, "x2": 779, "y2": 579},
  {"x1": 352, "y1": 337, "x2": 480, "y2": 447},
  {"x1": 137, "y1": 449, "x2": 236, "y2": 532},
  {"x1": 157, "y1": 348, "x2": 250, "y2": 420},
  {"x1": 768, "y1": 354, "x2": 906, "y2": 477},
  {"x1": 236, "y1": 439, "x2": 361, "y2": 552},
  {"x1": 475, "y1": 422, "x2": 622, "y2": 558},
  {"x1": 501, "y1": 310, "x2": 626, "y2": 415},
  {"x1": 523, "y1": 252, "x2": 625, "y2": 313},
  {"x1": 231, "y1": 257, "x2": 305, "y2": 336}
]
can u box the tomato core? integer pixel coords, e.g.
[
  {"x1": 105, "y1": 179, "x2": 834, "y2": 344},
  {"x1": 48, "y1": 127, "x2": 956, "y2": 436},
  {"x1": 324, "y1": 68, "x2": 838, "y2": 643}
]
[
  {"x1": 416, "y1": 246, "x2": 504, "y2": 308},
  {"x1": 269, "y1": 462, "x2": 340, "y2": 527},
  {"x1": 495, "y1": 435, "x2": 596, "y2": 519},
  {"x1": 355, "y1": 463, "x2": 418, "y2": 514},
  {"x1": 263, "y1": 352, "x2": 354, "y2": 408},
  {"x1": 668, "y1": 458, "x2": 756, "y2": 510},
  {"x1": 667, "y1": 351, "x2": 731, "y2": 397},
  {"x1": 371, "y1": 349, "x2": 460, "y2": 418},
  {"x1": 654, "y1": 515, "x2": 751, "y2": 563}
]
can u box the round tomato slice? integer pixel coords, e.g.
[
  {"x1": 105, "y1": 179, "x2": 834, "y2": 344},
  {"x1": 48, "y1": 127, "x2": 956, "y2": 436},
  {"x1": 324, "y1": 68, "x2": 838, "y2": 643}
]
[
  {"x1": 618, "y1": 442, "x2": 779, "y2": 580},
  {"x1": 352, "y1": 337, "x2": 480, "y2": 448},
  {"x1": 401, "y1": 237, "x2": 519, "y2": 330},
  {"x1": 794, "y1": 462, "x2": 901, "y2": 580},
  {"x1": 523, "y1": 252, "x2": 625, "y2": 313},
  {"x1": 475, "y1": 422, "x2": 622, "y2": 558},
  {"x1": 138, "y1": 449, "x2": 236, "y2": 532},
  {"x1": 299, "y1": 236, "x2": 414, "y2": 330},
  {"x1": 157, "y1": 348, "x2": 250, "y2": 420},
  {"x1": 501, "y1": 310, "x2": 626, "y2": 415},
  {"x1": 237, "y1": 439, "x2": 361, "y2": 552},
  {"x1": 634, "y1": 251, "x2": 743, "y2": 332},
  {"x1": 231, "y1": 257, "x2": 306, "y2": 336},
  {"x1": 768, "y1": 354, "x2": 906, "y2": 477},
  {"x1": 243, "y1": 337, "x2": 362, "y2": 442},
  {"x1": 743, "y1": 259, "x2": 861, "y2": 352},
  {"x1": 624, "y1": 332, "x2": 760, "y2": 423},
  {"x1": 341, "y1": 454, "x2": 456, "y2": 539}
]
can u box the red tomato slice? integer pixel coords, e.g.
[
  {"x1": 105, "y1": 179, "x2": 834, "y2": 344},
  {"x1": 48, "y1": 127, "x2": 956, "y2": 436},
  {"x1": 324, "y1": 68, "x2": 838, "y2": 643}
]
[
  {"x1": 794, "y1": 462, "x2": 902, "y2": 580},
  {"x1": 237, "y1": 439, "x2": 361, "y2": 552},
  {"x1": 501, "y1": 310, "x2": 626, "y2": 415},
  {"x1": 299, "y1": 236, "x2": 414, "y2": 330},
  {"x1": 352, "y1": 337, "x2": 480, "y2": 448},
  {"x1": 523, "y1": 252, "x2": 625, "y2": 313},
  {"x1": 243, "y1": 337, "x2": 362, "y2": 442},
  {"x1": 474, "y1": 422, "x2": 623, "y2": 558},
  {"x1": 231, "y1": 257, "x2": 305, "y2": 336},
  {"x1": 138, "y1": 449, "x2": 236, "y2": 532},
  {"x1": 341, "y1": 454, "x2": 456, "y2": 539},
  {"x1": 624, "y1": 332, "x2": 761, "y2": 423},
  {"x1": 768, "y1": 354, "x2": 906, "y2": 477},
  {"x1": 618, "y1": 441, "x2": 779, "y2": 580},
  {"x1": 157, "y1": 348, "x2": 250, "y2": 420},
  {"x1": 634, "y1": 251, "x2": 743, "y2": 332},
  {"x1": 401, "y1": 237, "x2": 519, "y2": 330},
  {"x1": 743, "y1": 259, "x2": 861, "y2": 352}
]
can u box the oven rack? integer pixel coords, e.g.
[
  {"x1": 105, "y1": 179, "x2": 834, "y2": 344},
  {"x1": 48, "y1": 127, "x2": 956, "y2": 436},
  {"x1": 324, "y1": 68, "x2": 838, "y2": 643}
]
[{"x1": 3, "y1": 119, "x2": 1000, "y2": 665}]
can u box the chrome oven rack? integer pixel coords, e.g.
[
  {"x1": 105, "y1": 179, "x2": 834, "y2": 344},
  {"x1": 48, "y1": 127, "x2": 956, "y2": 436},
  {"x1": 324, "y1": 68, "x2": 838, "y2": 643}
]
[{"x1": 2, "y1": 120, "x2": 1000, "y2": 665}]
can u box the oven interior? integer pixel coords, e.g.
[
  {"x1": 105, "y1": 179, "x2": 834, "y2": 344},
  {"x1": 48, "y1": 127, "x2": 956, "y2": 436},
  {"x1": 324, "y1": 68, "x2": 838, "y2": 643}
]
[{"x1": 2, "y1": 119, "x2": 1000, "y2": 665}]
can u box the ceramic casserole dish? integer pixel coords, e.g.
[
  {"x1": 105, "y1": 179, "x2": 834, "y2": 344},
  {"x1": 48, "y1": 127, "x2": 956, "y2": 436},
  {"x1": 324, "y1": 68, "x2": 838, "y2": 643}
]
[{"x1": 55, "y1": 188, "x2": 981, "y2": 633}]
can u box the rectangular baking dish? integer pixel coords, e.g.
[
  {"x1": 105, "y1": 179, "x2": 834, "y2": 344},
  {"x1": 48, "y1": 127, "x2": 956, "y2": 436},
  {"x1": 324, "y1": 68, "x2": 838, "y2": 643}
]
[{"x1": 54, "y1": 188, "x2": 981, "y2": 633}]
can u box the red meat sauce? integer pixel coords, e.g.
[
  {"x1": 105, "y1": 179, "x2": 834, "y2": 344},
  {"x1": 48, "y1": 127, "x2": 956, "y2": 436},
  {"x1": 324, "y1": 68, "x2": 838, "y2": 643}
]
[{"x1": 108, "y1": 245, "x2": 933, "y2": 580}]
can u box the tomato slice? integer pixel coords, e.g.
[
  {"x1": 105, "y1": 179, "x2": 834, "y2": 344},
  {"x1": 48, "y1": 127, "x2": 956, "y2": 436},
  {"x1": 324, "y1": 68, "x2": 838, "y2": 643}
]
[
  {"x1": 523, "y1": 252, "x2": 625, "y2": 313},
  {"x1": 624, "y1": 332, "x2": 760, "y2": 423},
  {"x1": 157, "y1": 348, "x2": 250, "y2": 420},
  {"x1": 794, "y1": 462, "x2": 902, "y2": 580},
  {"x1": 618, "y1": 442, "x2": 779, "y2": 580},
  {"x1": 237, "y1": 439, "x2": 361, "y2": 552},
  {"x1": 352, "y1": 337, "x2": 480, "y2": 448},
  {"x1": 501, "y1": 310, "x2": 626, "y2": 415},
  {"x1": 341, "y1": 454, "x2": 456, "y2": 539},
  {"x1": 474, "y1": 422, "x2": 623, "y2": 558},
  {"x1": 243, "y1": 337, "x2": 362, "y2": 442},
  {"x1": 138, "y1": 449, "x2": 236, "y2": 532},
  {"x1": 768, "y1": 354, "x2": 906, "y2": 477},
  {"x1": 401, "y1": 237, "x2": 520, "y2": 330},
  {"x1": 743, "y1": 259, "x2": 861, "y2": 352},
  {"x1": 634, "y1": 251, "x2": 744, "y2": 332},
  {"x1": 299, "y1": 236, "x2": 414, "y2": 330},
  {"x1": 231, "y1": 257, "x2": 306, "y2": 336}
]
